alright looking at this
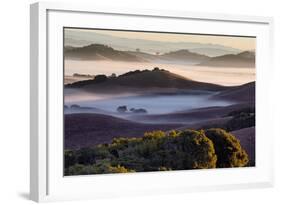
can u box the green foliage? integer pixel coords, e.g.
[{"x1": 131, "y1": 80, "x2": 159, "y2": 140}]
[
  {"x1": 158, "y1": 167, "x2": 172, "y2": 171},
  {"x1": 107, "y1": 165, "x2": 135, "y2": 173},
  {"x1": 205, "y1": 128, "x2": 249, "y2": 168},
  {"x1": 177, "y1": 130, "x2": 217, "y2": 169},
  {"x1": 65, "y1": 163, "x2": 134, "y2": 175},
  {"x1": 143, "y1": 130, "x2": 165, "y2": 139},
  {"x1": 75, "y1": 147, "x2": 96, "y2": 165},
  {"x1": 108, "y1": 129, "x2": 217, "y2": 171},
  {"x1": 64, "y1": 128, "x2": 249, "y2": 175},
  {"x1": 168, "y1": 130, "x2": 180, "y2": 138},
  {"x1": 64, "y1": 150, "x2": 76, "y2": 169}
]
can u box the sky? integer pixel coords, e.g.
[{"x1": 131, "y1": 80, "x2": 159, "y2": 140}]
[{"x1": 65, "y1": 28, "x2": 256, "y2": 51}]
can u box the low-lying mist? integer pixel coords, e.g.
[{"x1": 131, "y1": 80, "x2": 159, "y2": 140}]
[
  {"x1": 65, "y1": 60, "x2": 255, "y2": 86},
  {"x1": 64, "y1": 88, "x2": 233, "y2": 115}
]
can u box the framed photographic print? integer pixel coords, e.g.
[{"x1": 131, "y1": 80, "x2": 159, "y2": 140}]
[{"x1": 30, "y1": 2, "x2": 274, "y2": 202}]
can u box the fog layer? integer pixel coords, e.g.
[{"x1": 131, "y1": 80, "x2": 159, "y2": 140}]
[
  {"x1": 64, "y1": 89, "x2": 233, "y2": 115},
  {"x1": 65, "y1": 60, "x2": 255, "y2": 86}
]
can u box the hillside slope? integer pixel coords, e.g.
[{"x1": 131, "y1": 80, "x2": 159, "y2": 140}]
[
  {"x1": 160, "y1": 49, "x2": 210, "y2": 62},
  {"x1": 199, "y1": 51, "x2": 255, "y2": 67},
  {"x1": 212, "y1": 81, "x2": 255, "y2": 103},
  {"x1": 65, "y1": 44, "x2": 145, "y2": 62},
  {"x1": 65, "y1": 44, "x2": 209, "y2": 63},
  {"x1": 66, "y1": 69, "x2": 228, "y2": 92},
  {"x1": 64, "y1": 113, "x2": 182, "y2": 149}
]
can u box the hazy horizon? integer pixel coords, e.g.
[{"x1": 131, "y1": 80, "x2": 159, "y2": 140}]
[
  {"x1": 64, "y1": 28, "x2": 256, "y2": 86},
  {"x1": 65, "y1": 60, "x2": 255, "y2": 86},
  {"x1": 65, "y1": 28, "x2": 255, "y2": 56}
]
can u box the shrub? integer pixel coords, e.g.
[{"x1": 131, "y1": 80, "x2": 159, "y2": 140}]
[
  {"x1": 107, "y1": 165, "x2": 135, "y2": 173},
  {"x1": 205, "y1": 128, "x2": 249, "y2": 168},
  {"x1": 76, "y1": 147, "x2": 96, "y2": 165},
  {"x1": 130, "y1": 108, "x2": 147, "y2": 114},
  {"x1": 93, "y1": 146, "x2": 111, "y2": 159},
  {"x1": 176, "y1": 130, "x2": 217, "y2": 169},
  {"x1": 65, "y1": 164, "x2": 89, "y2": 175},
  {"x1": 64, "y1": 128, "x2": 249, "y2": 175},
  {"x1": 168, "y1": 130, "x2": 180, "y2": 138},
  {"x1": 70, "y1": 104, "x2": 80, "y2": 109},
  {"x1": 158, "y1": 167, "x2": 172, "y2": 171},
  {"x1": 111, "y1": 130, "x2": 217, "y2": 171},
  {"x1": 64, "y1": 164, "x2": 134, "y2": 175},
  {"x1": 64, "y1": 150, "x2": 76, "y2": 169},
  {"x1": 143, "y1": 130, "x2": 165, "y2": 140}
]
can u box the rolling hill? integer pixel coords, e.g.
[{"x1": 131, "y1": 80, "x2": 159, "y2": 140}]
[
  {"x1": 64, "y1": 43, "x2": 254, "y2": 67},
  {"x1": 65, "y1": 44, "x2": 145, "y2": 62},
  {"x1": 65, "y1": 44, "x2": 211, "y2": 64},
  {"x1": 66, "y1": 69, "x2": 228, "y2": 93},
  {"x1": 64, "y1": 113, "x2": 181, "y2": 149},
  {"x1": 189, "y1": 47, "x2": 239, "y2": 57},
  {"x1": 127, "y1": 49, "x2": 210, "y2": 64},
  {"x1": 199, "y1": 51, "x2": 255, "y2": 67},
  {"x1": 65, "y1": 29, "x2": 241, "y2": 56},
  {"x1": 160, "y1": 49, "x2": 210, "y2": 63},
  {"x1": 64, "y1": 44, "x2": 209, "y2": 64},
  {"x1": 212, "y1": 81, "x2": 255, "y2": 103}
]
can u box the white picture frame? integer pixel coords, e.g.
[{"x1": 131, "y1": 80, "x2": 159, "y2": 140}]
[{"x1": 30, "y1": 1, "x2": 274, "y2": 202}]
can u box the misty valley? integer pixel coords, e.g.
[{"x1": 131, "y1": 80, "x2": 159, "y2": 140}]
[
  {"x1": 63, "y1": 29, "x2": 256, "y2": 175},
  {"x1": 64, "y1": 68, "x2": 255, "y2": 175},
  {"x1": 64, "y1": 89, "x2": 233, "y2": 116}
]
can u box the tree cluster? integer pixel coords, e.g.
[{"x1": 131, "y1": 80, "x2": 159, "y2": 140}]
[{"x1": 64, "y1": 128, "x2": 249, "y2": 175}]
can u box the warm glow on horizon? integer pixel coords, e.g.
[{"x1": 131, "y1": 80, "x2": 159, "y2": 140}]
[{"x1": 67, "y1": 28, "x2": 255, "y2": 51}]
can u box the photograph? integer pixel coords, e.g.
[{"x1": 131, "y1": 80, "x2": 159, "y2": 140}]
[{"x1": 63, "y1": 28, "x2": 255, "y2": 176}]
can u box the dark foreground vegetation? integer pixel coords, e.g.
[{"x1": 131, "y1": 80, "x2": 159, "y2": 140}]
[{"x1": 64, "y1": 128, "x2": 249, "y2": 175}]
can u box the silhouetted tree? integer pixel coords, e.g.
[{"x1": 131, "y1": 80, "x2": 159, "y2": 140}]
[
  {"x1": 94, "y1": 75, "x2": 107, "y2": 83},
  {"x1": 70, "y1": 104, "x2": 80, "y2": 109},
  {"x1": 117, "y1": 105, "x2": 127, "y2": 113},
  {"x1": 109, "y1": 73, "x2": 117, "y2": 78}
]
